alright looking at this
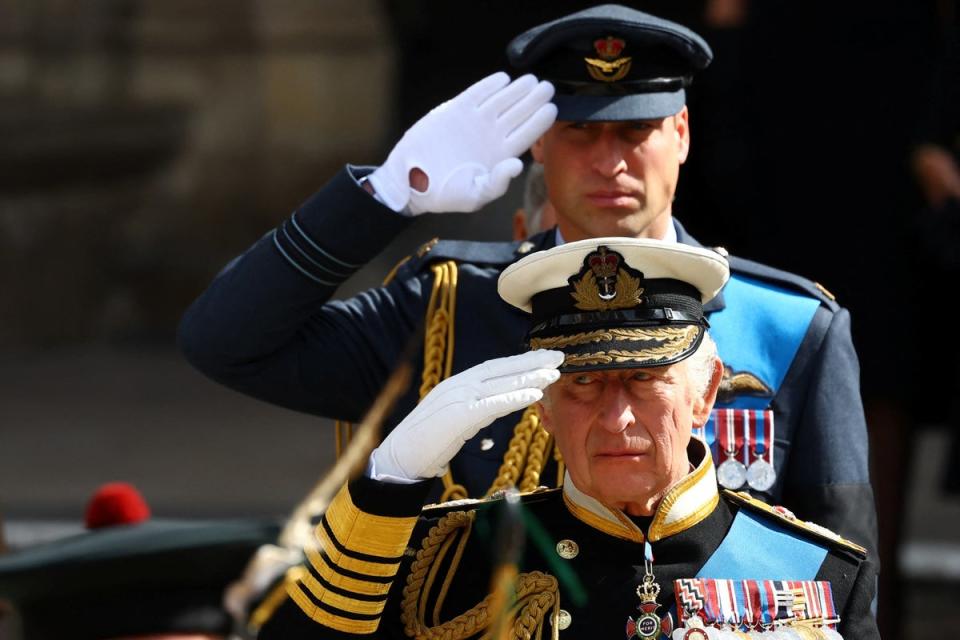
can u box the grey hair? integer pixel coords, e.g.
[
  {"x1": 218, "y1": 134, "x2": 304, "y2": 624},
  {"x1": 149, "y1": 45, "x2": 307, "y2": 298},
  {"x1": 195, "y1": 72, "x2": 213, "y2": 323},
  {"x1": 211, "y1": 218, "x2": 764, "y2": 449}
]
[
  {"x1": 686, "y1": 331, "x2": 719, "y2": 398},
  {"x1": 522, "y1": 163, "x2": 549, "y2": 233}
]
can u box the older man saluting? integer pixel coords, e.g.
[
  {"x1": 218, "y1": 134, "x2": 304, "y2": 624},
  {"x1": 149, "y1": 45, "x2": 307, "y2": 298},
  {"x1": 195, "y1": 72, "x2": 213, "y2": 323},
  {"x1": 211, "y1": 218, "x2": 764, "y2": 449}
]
[{"x1": 259, "y1": 239, "x2": 878, "y2": 640}]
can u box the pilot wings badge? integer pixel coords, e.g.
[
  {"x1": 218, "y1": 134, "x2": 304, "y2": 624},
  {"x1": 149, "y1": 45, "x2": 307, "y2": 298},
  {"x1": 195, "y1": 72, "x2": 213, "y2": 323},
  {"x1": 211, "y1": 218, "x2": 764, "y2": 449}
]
[
  {"x1": 716, "y1": 366, "x2": 773, "y2": 404},
  {"x1": 585, "y1": 36, "x2": 632, "y2": 83}
]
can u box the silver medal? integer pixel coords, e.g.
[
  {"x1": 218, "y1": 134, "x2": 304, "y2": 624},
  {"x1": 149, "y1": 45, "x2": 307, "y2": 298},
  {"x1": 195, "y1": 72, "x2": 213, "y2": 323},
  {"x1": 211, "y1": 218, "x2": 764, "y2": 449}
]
[
  {"x1": 746, "y1": 459, "x2": 776, "y2": 492},
  {"x1": 717, "y1": 458, "x2": 747, "y2": 489}
]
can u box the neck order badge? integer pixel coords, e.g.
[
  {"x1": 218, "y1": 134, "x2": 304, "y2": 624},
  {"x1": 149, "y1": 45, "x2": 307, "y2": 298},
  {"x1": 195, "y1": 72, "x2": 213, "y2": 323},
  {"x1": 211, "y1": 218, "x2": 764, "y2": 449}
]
[{"x1": 627, "y1": 541, "x2": 668, "y2": 639}]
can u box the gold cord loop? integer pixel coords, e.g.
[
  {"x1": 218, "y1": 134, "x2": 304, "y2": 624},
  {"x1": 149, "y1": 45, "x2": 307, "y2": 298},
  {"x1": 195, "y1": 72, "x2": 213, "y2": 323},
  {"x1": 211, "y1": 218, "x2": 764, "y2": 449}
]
[
  {"x1": 401, "y1": 511, "x2": 559, "y2": 640},
  {"x1": 363, "y1": 257, "x2": 565, "y2": 497},
  {"x1": 417, "y1": 261, "x2": 465, "y2": 499}
]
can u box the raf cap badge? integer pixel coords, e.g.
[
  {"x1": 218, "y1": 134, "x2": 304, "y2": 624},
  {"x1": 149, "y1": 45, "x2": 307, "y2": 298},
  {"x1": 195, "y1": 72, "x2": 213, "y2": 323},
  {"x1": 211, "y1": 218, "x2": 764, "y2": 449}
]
[
  {"x1": 585, "y1": 36, "x2": 632, "y2": 83},
  {"x1": 569, "y1": 246, "x2": 644, "y2": 311}
]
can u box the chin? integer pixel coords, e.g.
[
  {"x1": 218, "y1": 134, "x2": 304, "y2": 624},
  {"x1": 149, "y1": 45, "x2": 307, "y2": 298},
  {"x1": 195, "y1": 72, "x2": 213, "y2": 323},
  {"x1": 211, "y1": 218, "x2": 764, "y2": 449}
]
[
  {"x1": 593, "y1": 213, "x2": 650, "y2": 238},
  {"x1": 591, "y1": 471, "x2": 660, "y2": 503}
]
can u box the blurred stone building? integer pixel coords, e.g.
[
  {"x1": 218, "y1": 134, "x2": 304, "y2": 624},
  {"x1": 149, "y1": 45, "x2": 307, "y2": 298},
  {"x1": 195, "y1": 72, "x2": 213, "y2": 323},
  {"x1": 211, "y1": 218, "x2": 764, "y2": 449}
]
[{"x1": 0, "y1": 0, "x2": 393, "y2": 345}]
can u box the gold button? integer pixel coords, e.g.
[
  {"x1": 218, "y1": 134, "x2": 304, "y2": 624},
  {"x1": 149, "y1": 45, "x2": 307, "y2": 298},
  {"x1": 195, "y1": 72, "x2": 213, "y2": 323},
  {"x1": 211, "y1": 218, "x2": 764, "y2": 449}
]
[
  {"x1": 555, "y1": 539, "x2": 579, "y2": 559},
  {"x1": 480, "y1": 438, "x2": 495, "y2": 451},
  {"x1": 555, "y1": 609, "x2": 572, "y2": 630},
  {"x1": 517, "y1": 241, "x2": 535, "y2": 254}
]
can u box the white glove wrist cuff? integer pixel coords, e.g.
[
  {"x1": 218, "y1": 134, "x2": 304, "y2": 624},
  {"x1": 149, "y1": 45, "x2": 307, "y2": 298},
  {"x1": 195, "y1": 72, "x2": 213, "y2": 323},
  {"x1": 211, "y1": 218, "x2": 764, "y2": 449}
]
[
  {"x1": 367, "y1": 449, "x2": 422, "y2": 484},
  {"x1": 367, "y1": 167, "x2": 411, "y2": 213}
]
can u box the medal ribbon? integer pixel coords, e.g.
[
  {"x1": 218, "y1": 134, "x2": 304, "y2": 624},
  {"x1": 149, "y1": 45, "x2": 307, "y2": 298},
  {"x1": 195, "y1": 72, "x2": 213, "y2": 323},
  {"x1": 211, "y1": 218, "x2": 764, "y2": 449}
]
[
  {"x1": 717, "y1": 409, "x2": 741, "y2": 461},
  {"x1": 749, "y1": 410, "x2": 775, "y2": 465},
  {"x1": 818, "y1": 581, "x2": 839, "y2": 629},
  {"x1": 702, "y1": 579, "x2": 721, "y2": 626},
  {"x1": 805, "y1": 581, "x2": 816, "y2": 620},
  {"x1": 738, "y1": 411, "x2": 750, "y2": 468},
  {"x1": 740, "y1": 580, "x2": 759, "y2": 630},
  {"x1": 773, "y1": 580, "x2": 794, "y2": 620},
  {"x1": 786, "y1": 581, "x2": 800, "y2": 620},
  {"x1": 724, "y1": 580, "x2": 744, "y2": 628},
  {"x1": 698, "y1": 409, "x2": 775, "y2": 466},
  {"x1": 673, "y1": 579, "x2": 838, "y2": 632},
  {"x1": 675, "y1": 578, "x2": 707, "y2": 626},
  {"x1": 758, "y1": 580, "x2": 777, "y2": 628}
]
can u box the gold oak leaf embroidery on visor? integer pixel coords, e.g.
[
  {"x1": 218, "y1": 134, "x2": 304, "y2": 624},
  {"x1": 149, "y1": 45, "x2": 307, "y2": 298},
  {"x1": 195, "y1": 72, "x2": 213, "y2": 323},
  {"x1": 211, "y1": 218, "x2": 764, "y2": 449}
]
[
  {"x1": 530, "y1": 326, "x2": 694, "y2": 350},
  {"x1": 555, "y1": 325, "x2": 700, "y2": 368}
]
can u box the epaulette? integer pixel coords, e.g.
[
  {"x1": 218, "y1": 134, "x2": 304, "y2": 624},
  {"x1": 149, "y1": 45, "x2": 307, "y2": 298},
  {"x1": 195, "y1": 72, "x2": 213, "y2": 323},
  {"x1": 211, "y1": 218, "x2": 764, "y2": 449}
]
[
  {"x1": 402, "y1": 229, "x2": 554, "y2": 271},
  {"x1": 723, "y1": 490, "x2": 867, "y2": 558},
  {"x1": 726, "y1": 254, "x2": 840, "y2": 311},
  {"x1": 424, "y1": 239, "x2": 530, "y2": 266},
  {"x1": 421, "y1": 486, "x2": 562, "y2": 519}
]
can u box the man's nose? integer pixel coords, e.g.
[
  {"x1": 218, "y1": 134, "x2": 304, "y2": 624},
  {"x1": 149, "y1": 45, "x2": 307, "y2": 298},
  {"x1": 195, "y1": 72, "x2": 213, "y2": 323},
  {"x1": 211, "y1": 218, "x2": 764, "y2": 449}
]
[
  {"x1": 590, "y1": 132, "x2": 628, "y2": 178},
  {"x1": 599, "y1": 385, "x2": 636, "y2": 433}
]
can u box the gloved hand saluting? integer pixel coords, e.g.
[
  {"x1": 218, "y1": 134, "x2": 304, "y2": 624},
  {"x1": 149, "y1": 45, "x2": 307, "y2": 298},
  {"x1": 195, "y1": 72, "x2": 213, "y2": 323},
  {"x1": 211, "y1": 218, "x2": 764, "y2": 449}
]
[
  {"x1": 370, "y1": 350, "x2": 564, "y2": 482},
  {"x1": 368, "y1": 72, "x2": 557, "y2": 215}
]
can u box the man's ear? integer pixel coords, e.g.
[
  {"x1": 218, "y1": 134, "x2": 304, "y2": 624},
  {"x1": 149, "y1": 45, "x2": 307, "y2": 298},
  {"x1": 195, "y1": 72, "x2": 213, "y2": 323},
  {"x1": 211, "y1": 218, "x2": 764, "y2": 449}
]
[
  {"x1": 531, "y1": 136, "x2": 546, "y2": 163},
  {"x1": 537, "y1": 399, "x2": 554, "y2": 434},
  {"x1": 513, "y1": 208, "x2": 529, "y2": 241},
  {"x1": 692, "y1": 357, "x2": 722, "y2": 426},
  {"x1": 675, "y1": 106, "x2": 690, "y2": 165}
]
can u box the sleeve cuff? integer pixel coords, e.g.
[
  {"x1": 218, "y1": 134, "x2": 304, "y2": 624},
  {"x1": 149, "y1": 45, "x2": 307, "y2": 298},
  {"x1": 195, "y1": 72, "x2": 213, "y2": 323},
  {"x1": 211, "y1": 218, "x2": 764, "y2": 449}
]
[
  {"x1": 271, "y1": 165, "x2": 412, "y2": 286},
  {"x1": 286, "y1": 479, "x2": 430, "y2": 634}
]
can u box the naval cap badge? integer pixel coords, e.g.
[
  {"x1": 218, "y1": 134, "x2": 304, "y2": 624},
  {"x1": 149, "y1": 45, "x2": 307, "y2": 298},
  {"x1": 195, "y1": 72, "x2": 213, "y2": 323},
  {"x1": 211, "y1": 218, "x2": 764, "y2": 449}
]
[{"x1": 569, "y1": 245, "x2": 644, "y2": 311}]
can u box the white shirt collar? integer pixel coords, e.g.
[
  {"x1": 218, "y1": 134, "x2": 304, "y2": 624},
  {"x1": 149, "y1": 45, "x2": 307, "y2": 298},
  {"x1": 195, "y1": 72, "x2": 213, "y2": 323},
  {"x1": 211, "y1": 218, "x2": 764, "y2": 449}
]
[{"x1": 553, "y1": 218, "x2": 677, "y2": 246}]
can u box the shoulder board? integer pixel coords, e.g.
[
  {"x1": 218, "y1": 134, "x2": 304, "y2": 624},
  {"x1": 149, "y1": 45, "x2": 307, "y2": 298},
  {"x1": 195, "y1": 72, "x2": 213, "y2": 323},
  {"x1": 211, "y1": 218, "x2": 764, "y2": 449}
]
[
  {"x1": 426, "y1": 239, "x2": 526, "y2": 266},
  {"x1": 421, "y1": 486, "x2": 562, "y2": 518},
  {"x1": 402, "y1": 229, "x2": 554, "y2": 272},
  {"x1": 727, "y1": 255, "x2": 840, "y2": 311},
  {"x1": 723, "y1": 490, "x2": 866, "y2": 558}
]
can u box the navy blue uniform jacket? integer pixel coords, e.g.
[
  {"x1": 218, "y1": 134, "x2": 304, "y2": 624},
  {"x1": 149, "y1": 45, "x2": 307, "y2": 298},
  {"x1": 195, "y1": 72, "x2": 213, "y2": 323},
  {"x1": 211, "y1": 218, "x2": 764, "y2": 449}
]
[{"x1": 257, "y1": 441, "x2": 879, "y2": 640}]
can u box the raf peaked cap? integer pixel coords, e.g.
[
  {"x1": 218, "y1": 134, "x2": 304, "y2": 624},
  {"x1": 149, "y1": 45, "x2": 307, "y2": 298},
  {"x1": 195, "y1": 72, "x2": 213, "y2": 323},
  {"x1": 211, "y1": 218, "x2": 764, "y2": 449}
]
[
  {"x1": 498, "y1": 238, "x2": 728, "y2": 372},
  {"x1": 507, "y1": 4, "x2": 713, "y2": 121}
]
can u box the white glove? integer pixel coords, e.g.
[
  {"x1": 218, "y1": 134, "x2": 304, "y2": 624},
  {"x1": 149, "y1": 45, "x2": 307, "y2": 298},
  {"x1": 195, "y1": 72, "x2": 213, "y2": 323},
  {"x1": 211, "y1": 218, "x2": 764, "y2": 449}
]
[
  {"x1": 370, "y1": 349, "x2": 564, "y2": 482},
  {"x1": 368, "y1": 72, "x2": 557, "y2": 215}
]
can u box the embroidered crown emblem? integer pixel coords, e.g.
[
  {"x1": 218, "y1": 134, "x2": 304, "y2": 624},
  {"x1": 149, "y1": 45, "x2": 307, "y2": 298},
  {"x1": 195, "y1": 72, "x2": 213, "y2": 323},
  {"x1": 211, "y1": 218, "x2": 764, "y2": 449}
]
[
  {"x1": 589, "y1": 247, "x2": 620, "y2": 285},
  {"x1": 595, "y1": 36, "x2": 625, "y2": 60},
  {"x1": 585, "y1": 36, "x2": 632, "y2": 82},
  {"x1": 569, "y1": 246, "x2": 644, "y2": 311}
]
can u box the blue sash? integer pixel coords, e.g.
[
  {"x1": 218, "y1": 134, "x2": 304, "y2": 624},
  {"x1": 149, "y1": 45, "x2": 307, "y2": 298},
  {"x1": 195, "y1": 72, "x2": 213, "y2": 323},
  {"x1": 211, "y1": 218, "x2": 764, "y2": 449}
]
[
  {"x1": 697, "y1": 509, "x2": 828, "y2": 580},
  {"x1": 708, "y1": 274, "x2": 820, "y2": 410}
]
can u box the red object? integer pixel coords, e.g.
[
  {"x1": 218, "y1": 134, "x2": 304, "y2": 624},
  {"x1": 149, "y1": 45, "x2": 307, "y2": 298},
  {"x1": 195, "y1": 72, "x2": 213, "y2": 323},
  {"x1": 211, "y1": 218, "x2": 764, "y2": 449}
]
[
  {"x1": 594, "y1": 36, "x2": 625, "y2": 59},
  {"x1": 84, "y1": 482, "x2": 151, "y2": 530}
]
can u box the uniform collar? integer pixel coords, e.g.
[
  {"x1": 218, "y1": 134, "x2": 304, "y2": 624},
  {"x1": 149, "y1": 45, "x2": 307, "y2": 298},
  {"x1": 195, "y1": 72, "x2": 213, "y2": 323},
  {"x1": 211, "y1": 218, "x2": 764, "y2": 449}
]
[
  {"x1": 561, "y1": 437, "x2": 719, "y2": 543},
  {"x1": 552, "y1": 221, "x2": 677, "y2": 246},
  {"x1": 674, "y1": 219, "x2": 726, "y2": 313}
]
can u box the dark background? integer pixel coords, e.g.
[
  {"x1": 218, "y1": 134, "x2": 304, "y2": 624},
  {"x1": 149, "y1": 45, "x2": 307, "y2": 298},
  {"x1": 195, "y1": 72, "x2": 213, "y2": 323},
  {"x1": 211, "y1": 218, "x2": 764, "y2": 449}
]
[{"x1": 1, "y1": 1, "x2": 958, "y2": 638}]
